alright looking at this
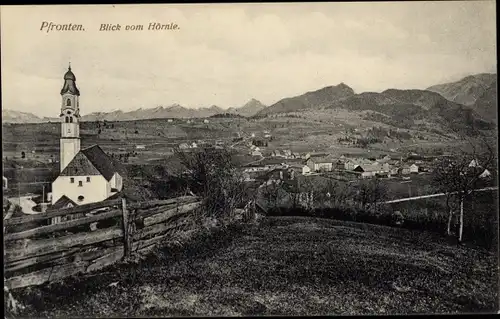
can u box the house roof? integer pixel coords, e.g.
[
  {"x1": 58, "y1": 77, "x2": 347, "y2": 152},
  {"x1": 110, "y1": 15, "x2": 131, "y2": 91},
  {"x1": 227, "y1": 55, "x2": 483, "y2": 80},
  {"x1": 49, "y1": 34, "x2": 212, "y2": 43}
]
[
  {"x1": 308, "y1": 154, "x2": 335, "y2": 163},
  {"x1": 50, "y1": 195, "x2": 77, "y2": 211},
  {"x1": 60, "y1": 145, "x2": 118, "y2": 181},
  {"x1": 354, "y1": 164, "x2": 384, "y2": 172}
]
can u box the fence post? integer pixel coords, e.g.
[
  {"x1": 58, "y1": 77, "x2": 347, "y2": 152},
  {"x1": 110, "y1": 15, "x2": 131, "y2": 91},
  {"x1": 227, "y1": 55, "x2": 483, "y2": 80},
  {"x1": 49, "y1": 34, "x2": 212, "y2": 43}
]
[{"x1": 121, "y1": 198, "x2": 131, "y2": 259}]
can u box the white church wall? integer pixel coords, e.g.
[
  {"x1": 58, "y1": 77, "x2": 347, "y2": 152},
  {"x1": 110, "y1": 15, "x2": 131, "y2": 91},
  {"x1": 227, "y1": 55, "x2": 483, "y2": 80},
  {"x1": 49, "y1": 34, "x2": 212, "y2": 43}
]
[
  {"x1": 52, "y1": 174, "x2": 109, "y2": 206},
  {"x1": 110, "y1": 173, "x2": 123, "y2": 191}
]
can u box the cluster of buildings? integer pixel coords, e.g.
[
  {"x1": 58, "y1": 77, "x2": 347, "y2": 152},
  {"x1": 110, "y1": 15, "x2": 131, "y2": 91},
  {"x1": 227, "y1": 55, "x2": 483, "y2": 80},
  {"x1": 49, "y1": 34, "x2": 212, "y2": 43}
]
[
  {"x1": 305, "y1": 153, "x2": 425, "y2": 178},
  {"x1": 241, "y1": 150, "x2": 440, "y2": 184},
  {"x1": 178, "y1": 139, "x2": 225, "y2": 151}
]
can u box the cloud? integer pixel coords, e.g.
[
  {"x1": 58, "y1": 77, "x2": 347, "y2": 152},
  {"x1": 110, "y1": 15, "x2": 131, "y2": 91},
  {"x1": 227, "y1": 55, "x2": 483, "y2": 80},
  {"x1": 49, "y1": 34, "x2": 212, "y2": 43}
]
[{"x1": 1, "y1": 2, "x2": 496, "y2": 116}]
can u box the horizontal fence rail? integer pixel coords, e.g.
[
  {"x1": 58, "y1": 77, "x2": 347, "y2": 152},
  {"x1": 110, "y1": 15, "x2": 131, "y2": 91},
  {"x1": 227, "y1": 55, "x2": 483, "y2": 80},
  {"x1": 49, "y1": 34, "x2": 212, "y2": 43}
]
[
  {"x1": 382, "y1": 186, "x2": 498, "y2": 204},
  {"x1": 3, "y1": 195, "x2": 202, "y2": 290}
]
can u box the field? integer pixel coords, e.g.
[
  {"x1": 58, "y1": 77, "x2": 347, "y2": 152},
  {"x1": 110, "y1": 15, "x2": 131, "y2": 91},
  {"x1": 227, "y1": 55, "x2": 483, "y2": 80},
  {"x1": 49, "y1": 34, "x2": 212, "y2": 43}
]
[
  {"x1": 13, "y1": 216, "x2": 498, "y2": 316},
  {"x1": 2, "y1": 117, "x2": 490, "y2": 203},
  {"x1": 3, "y1": 115, "x2": 460, "y2": 163}
]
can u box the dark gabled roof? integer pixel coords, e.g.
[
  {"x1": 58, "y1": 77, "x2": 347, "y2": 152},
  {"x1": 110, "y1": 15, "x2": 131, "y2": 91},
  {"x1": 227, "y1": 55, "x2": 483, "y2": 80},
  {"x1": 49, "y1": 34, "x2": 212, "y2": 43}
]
[
  {"x1": 307, "y1": 154, "x2": 335, "y2": 163},
  {"x1": 81, "y1": 145, "x2": 117, "y2": 181},
  {"x1": 60, "y1": 152, "x2": 101, "y2": 177},
  {"x1": 60, "y1": 145, "x2": 117, "y2": 181},
  {"x1": 50, "y1": 195, "x2": 77, "y2": 210}
]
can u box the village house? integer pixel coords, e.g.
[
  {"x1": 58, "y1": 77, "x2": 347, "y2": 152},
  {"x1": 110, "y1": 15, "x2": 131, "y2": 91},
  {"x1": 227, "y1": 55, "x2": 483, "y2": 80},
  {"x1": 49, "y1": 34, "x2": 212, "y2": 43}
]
[
  {"x1": 344, "y1": 158, "x2": 373, "y2": 171},
  {"x1": 469, "y1": 159, "x2": 480, "y2": 167},
  {"x1": 306, "y1": 154, "x2": 334, "y2": 172},
  {"x1": 353, "y1": 163, "x2": 385, "y2": 178},
  {"x1": 135, "y1": 144, "x2": 146, "y2": 150},
  {"x1": 302, "y1": 165, "x2": 312, "y2": 175},
  {"x1": 261, "y1": 167, "x2": 295, "y2": 183},
  {"x1": 282, "y1": 150, "x2": 292, "y2": 158},
  {"x1": 271, "y1": 150, "x2": 283, "y2": 157},
  {"x1": 398, "y1": 164, "x2": 411, "y2": 175},
  {"x1": 479, "y1": 169, "x2": 491, "y2": 178},
  {"x1": 389, "y1": 166, "x2": 399, "y2": 176},
  {"x1": 251, "y1": 148, "x2": 262, "y2": 156},
  {"x1": 378, "y1": 155, "x2": 392, "y2": 163},
  {"x1": 466, "y1": 158, "x2": 492, "y2": 179},
  {"x1": 179, "y1": 143, "x2": 190, "y2": 150},
  {"x1": 252, "y1": 138, "x2": 267, "y2": 147},
  {"x1": 242, "y1": 172, "x2": 255, "y2": 182},
  {"x1": 203, "y1": 119, "x2": 209, "y2": 124},
  {"x1": 410, "y1": 163, "x2": 419, "y2": 174},
  {"x1": 333, "y1": 159, "x2": 346, "y2": 170}
]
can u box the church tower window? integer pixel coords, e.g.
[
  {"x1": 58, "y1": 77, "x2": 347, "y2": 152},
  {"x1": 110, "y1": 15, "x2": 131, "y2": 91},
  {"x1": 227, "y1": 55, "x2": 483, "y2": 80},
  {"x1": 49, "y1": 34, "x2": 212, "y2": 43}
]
[
  {"x1": 70, "y1": 117, "x2": 73, "y2": 123},
  {"x1": 67, "y1": 98, "x2": 71, "y2": 106},
  {"x1": 65, "y1": 116, "x2": 70, "y2": 123}
]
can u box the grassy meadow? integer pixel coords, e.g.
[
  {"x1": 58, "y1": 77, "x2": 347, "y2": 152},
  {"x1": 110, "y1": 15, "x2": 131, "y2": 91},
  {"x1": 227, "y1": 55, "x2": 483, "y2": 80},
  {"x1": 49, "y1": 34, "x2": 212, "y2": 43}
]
[{"x1": 12, "y1": 217, "x2": 498, "y2": 316}]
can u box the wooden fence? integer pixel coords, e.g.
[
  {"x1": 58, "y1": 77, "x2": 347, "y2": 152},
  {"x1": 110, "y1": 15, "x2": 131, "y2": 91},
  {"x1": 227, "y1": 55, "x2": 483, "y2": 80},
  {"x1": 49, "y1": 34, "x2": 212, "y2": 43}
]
[{"x1": 3, "y1": 195, "x2": 202, "y2": 290}]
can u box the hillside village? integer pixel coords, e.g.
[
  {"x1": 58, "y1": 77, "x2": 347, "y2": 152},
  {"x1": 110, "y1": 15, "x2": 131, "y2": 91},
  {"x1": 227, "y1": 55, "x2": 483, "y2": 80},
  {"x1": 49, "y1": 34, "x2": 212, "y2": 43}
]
[{"x1": 2, "y1": 70, "x2": 496, "y2": 210}]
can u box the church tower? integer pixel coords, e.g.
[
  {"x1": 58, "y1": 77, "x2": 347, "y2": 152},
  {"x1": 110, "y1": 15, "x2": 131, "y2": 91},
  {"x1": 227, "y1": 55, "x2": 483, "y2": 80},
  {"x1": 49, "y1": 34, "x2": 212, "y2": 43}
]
[{"x1": 59, "y1": 63, "x2": 81, "y2": 172}]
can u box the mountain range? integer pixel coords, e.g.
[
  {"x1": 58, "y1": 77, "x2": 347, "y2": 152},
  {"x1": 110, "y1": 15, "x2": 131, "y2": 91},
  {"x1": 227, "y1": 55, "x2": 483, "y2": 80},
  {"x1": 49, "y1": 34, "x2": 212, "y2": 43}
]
[
  {"x1": 3, "y1": 73, "x2": 496, "y2": 129},
  {"x1": 427, "y1": 73, "x2": 497, "y2": 123},
  {"x1": 1, "y1": 109, "x2": 58, "y2": 124},
  {"x1": 80, "y1": 104, "x2": 228, "y2": 122},
  {"x1": 2, "y1": 100, "x2": 266, "y2": 123},
  {"x1": 254, "y1": 74, "x2": 496, "y2": 130}
]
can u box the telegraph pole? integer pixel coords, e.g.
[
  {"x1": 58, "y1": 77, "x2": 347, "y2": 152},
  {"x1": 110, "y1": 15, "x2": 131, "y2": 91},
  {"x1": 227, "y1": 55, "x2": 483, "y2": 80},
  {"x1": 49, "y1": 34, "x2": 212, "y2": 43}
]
[{"x1": 18, "y1": 180, "x2": 20, "y2": 206}]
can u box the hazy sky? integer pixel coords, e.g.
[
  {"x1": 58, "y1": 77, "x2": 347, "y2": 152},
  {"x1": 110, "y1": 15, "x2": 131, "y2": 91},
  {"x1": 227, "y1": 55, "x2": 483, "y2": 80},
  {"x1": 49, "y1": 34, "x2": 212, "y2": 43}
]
[{"x1": 1, "y1": 2, "x2": 496, "y2": 116}]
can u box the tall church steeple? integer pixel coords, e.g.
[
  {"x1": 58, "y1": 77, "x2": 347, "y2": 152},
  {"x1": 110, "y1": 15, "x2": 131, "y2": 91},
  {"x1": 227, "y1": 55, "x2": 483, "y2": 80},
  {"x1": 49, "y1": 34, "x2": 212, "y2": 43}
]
[{"x1": 59, "y1": 63, "x2": 81, "y2": 172}]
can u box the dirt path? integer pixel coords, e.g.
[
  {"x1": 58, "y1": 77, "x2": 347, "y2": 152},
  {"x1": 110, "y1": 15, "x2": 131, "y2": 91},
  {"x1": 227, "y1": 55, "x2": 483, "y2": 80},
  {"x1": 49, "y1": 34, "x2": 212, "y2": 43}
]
[{"x1": 13, "y1": 217, "x2": 498, "y2": 316}]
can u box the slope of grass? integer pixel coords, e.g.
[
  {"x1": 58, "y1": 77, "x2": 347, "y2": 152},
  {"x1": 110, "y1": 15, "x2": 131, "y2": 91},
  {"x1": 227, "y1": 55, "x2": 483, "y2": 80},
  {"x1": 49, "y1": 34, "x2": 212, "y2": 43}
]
[{"x1": 12, "y1": 216, "x2": 497, "y2": 317}]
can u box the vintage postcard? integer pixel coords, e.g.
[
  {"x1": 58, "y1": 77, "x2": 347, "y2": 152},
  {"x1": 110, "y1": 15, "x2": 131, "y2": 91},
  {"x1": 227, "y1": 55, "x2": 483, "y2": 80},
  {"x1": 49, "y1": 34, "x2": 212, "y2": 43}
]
[{"x1": 1, "y1": 2, "x2": 498, "y2": 317}]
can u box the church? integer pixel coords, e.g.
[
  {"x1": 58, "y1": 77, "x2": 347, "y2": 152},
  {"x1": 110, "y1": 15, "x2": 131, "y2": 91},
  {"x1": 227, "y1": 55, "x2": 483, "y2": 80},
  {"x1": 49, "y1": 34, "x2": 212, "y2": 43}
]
[{"x1": 50, "y1": 65, "x2": 123, "y2": 209}]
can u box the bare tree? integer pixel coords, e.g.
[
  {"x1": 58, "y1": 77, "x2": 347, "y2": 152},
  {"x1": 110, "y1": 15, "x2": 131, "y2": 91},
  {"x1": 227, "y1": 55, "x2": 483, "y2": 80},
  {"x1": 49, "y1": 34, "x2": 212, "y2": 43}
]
[
  {"x1": 260, "y1": 180, "x2": 284, "y2": 212},
  {"x1": 174, "y1": 146, "x2": 246, "y2": 222},
  {"x1": 432, "y1": 115, "x2": 496, "y2": 242},
  {"x1": 355, "y1": 178, "x2": 388, "y2": 211}
]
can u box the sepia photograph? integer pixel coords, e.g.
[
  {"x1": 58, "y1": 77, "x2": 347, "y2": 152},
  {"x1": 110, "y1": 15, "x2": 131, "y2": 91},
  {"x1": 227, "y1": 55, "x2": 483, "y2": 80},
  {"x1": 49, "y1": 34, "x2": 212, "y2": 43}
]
[{"x1": 1, "y1": 2, "x2": 498, "y2": 316}]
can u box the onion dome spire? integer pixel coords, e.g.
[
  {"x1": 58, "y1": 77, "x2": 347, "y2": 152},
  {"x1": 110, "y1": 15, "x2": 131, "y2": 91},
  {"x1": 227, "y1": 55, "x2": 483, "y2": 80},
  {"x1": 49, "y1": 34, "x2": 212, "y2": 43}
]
[{"x1": 60, "y1": 63, "x2": 80, "y2": 95}]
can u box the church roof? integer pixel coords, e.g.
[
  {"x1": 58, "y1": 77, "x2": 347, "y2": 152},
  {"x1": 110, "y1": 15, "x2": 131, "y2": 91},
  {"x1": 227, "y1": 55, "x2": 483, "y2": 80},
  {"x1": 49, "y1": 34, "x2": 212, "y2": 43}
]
[
  {"x1": 60, "y1": 145, "x2": 118, "y2": 181},
  {"x1": 60, "y1": 66, "x2": 80, "y2": 96},
  {"x1": 81, "y1": 145, "x2": 117, "y2": 180},
  {"x1": 49, "y1": 195, "x2": 77, "y2": 211}
]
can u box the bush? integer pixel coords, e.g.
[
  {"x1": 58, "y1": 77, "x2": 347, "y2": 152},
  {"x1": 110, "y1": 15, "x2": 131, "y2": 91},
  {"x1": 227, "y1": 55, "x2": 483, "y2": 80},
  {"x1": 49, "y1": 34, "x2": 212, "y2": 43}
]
[{"x1": 174, "y1": 146, "x2": 248, "y2": 223}]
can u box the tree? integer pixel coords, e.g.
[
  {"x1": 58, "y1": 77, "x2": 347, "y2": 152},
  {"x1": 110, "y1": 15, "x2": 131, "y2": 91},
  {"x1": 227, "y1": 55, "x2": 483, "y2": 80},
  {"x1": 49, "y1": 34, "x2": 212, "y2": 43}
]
[
  {"x1": 261, "y1": 180, "x2": 284, "y2": 212},
  {"x1": 174, "y1": 146, "x2": 247, "y2": 222},
  {"x1": 431, "y1": 116, "x2": 496, "y2": 242},
  {"x1": 355, "y1": 178, "x2": 388, "y2": 211}
]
